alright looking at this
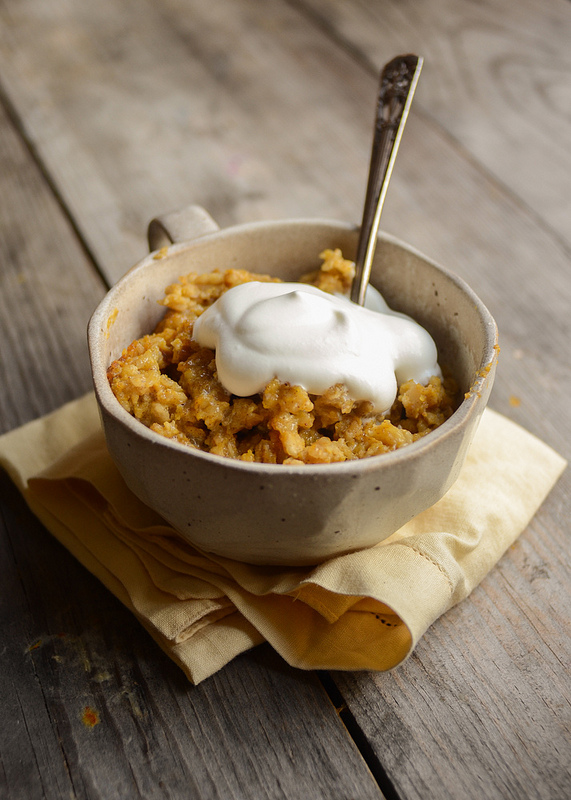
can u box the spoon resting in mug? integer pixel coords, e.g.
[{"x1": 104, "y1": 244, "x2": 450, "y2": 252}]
[{"x1": 351, "y1": 54, "x2": 423, "y2": 306}]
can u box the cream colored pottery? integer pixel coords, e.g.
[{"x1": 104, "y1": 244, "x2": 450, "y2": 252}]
[{"x1": 88, "y1": 205, "x2": 498, "y2": 565}]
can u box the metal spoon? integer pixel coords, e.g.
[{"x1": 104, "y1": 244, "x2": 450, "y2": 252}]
[{"x1": 351, "y1": 54, "x2": 423, "y2": 305}]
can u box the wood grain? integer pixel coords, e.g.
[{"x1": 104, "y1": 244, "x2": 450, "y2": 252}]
[
  {"x1": 299, "y1": 0, "x2": 571, "y2": 247},
  {"x1": 0, "y1": 94, "x2": 105, "y2": 430},
  {"x1": 0, "y1": 0, "x2": 373, "y2": 282}
]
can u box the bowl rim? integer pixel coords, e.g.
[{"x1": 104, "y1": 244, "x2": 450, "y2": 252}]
[{"x1": 88, "y1": 217, "x2": 498, "y2": 475}]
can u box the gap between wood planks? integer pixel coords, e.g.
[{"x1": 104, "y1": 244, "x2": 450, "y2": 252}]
[{"x1": 318, "y1": 671, "x2": 400, "y2": 800}]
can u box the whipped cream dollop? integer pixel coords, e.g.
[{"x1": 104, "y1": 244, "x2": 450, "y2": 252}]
[{"x1": 192, "y1": 281, "x2": 441, "y2": 414}]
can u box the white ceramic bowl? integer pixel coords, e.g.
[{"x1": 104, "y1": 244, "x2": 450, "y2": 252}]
[{"x1": 88, "y1": 205, "x2": 498, "y2": 565}]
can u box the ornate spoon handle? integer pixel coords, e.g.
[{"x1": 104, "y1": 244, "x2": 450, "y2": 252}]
[{"x1": 351, "y1": 54, "x2": 423, "y2": 305}]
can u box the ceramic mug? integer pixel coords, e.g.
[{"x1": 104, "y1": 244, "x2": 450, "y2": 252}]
[{"x1": 88, "y1": 205, "x2": 498, "y2": 565}]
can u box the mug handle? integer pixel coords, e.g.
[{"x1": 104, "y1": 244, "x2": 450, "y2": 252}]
[{"x1": 147, "y1": 204, "x2": 220, "y2": 251}]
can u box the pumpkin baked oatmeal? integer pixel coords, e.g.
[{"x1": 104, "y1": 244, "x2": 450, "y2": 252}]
[{"x1": 108, "y1": 249, "x2": 458, "y2": 464}]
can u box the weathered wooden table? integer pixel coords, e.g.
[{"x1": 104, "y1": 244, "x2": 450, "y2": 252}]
[{"x1": 1, "y1": 1, "x2": 570, "y2": 798}]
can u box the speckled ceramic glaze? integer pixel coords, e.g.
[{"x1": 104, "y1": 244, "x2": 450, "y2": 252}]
[{"x1": 88, "y1": 205, "x2": 498, "y2": 565}]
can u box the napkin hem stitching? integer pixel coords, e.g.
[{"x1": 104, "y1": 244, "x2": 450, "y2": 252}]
[{"x1": 406, "y1": 544, "x2": 454, "y2": 594}]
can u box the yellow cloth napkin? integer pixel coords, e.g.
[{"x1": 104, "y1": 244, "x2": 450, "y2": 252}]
[{"x1": 0, "y1": 393, "x2": 565, "y2": 684}]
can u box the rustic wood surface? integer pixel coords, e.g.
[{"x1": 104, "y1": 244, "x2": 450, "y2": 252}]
[{"x1": 0, "y1": 1, "x2": 569, "y2": 798}]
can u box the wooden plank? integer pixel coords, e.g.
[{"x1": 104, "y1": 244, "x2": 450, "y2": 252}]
[
  {"x1": 298, "y1": 0, "x2": 571, "y2": 247},
  {"x1": 0, "y1": 99, "x2": 105, "y2": 430},
  {"x1": 0, "y1": 0, "x2": 373, "y2": 283},
  {"x1": 0, "y1": 98, "x2": 384, "y2": 800}
]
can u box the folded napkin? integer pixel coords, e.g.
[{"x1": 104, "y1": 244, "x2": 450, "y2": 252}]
[{"x1": 0, "y1": 394, "x2": 565, "y2": 684}]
